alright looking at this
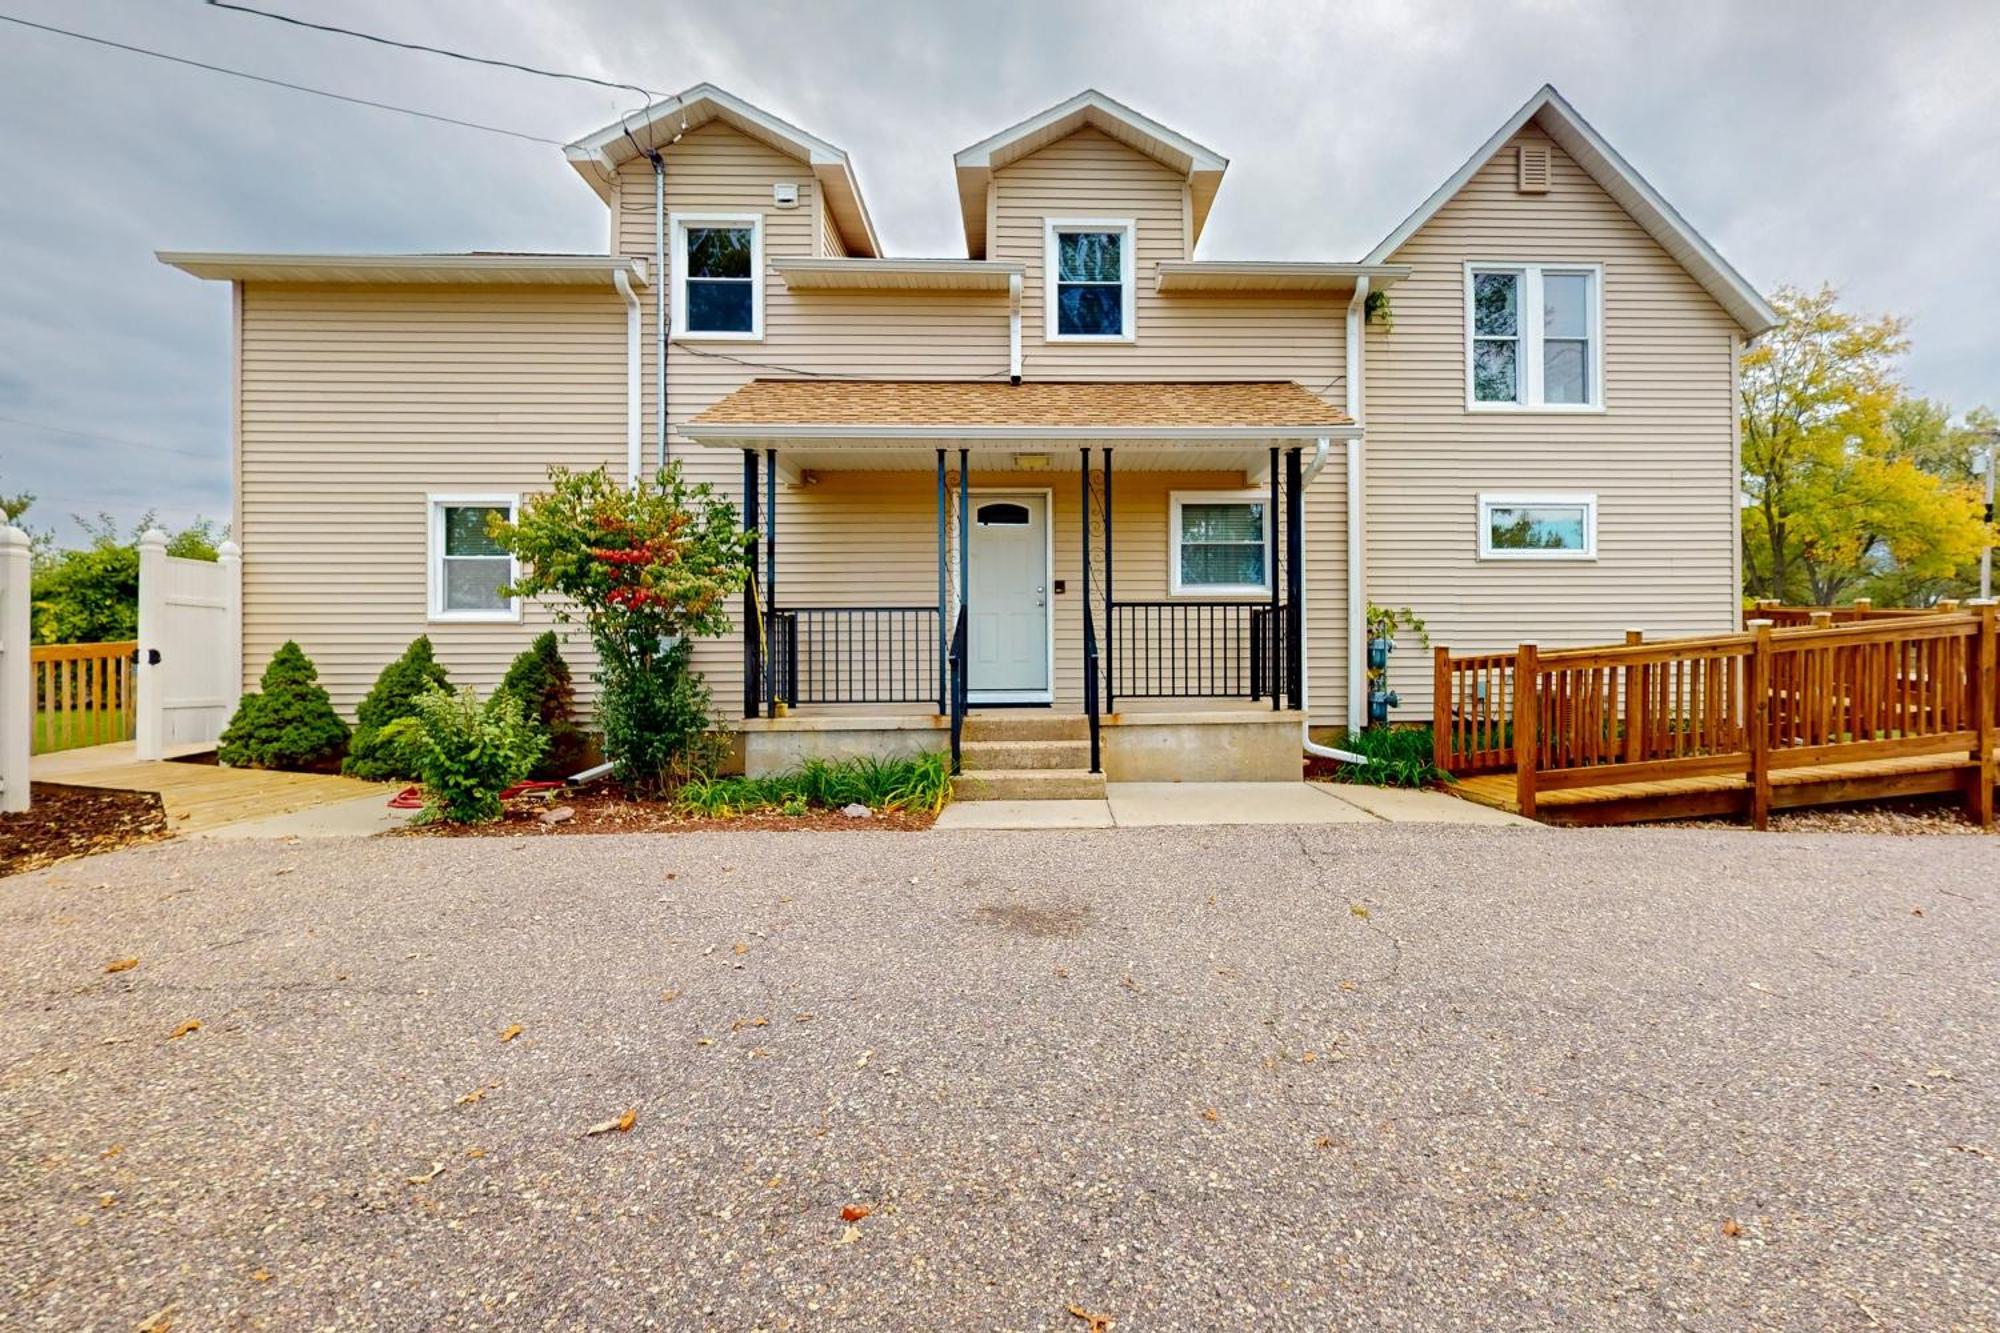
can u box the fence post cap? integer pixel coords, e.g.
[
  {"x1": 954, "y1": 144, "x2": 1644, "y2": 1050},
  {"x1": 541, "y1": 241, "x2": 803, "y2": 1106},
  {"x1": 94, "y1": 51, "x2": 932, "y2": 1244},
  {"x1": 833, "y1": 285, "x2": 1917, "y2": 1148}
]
[
  {"x1": 137, "y1": 527, "x2": 169, "y2": 548},
  {"x1": 1746, "y1": 618, "x2": 1774, "y2": 629},
  {"x1": 218, "y1": 539, "x2": 241, "y2": 560}
]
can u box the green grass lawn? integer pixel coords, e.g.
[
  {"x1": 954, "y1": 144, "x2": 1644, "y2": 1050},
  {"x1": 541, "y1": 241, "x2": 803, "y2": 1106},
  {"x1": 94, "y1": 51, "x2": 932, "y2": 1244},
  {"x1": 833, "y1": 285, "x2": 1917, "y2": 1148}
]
[{"x1": 32, "y1": 707, "x2": 132, "y2": 755}]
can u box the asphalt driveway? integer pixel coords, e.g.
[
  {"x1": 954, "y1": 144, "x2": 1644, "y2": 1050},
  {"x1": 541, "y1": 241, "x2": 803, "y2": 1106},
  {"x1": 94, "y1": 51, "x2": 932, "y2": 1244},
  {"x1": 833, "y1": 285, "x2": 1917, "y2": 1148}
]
[{"x1": 3, "y1": 824, "x2": 1995, "y2": 1330}]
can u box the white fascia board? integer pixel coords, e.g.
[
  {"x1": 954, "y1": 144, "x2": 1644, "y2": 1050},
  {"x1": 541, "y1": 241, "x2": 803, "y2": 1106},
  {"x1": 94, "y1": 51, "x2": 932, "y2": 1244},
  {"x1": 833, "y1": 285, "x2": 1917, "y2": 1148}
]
[
  {"x1": 953, "y1": 88, "x2": 1228, "y2": 175},
  {"x1": 1362, "y1": 84, "x2": 1777, "y2": 335},
  {"x1": 157, "y1": 252, "x2": 649, "y2": 286},
  {"x1": 682, "y1": 423, "x2": 1360, "y2": 444}
]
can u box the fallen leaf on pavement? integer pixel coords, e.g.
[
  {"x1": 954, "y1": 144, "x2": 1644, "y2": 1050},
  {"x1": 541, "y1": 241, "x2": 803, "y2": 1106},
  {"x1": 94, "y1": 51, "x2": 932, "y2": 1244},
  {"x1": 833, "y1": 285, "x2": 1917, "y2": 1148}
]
[
  {"x1": 456, "y1": 1083, "x2": 499, "y2": 1106},
  {"x1": 1720, "y1": 1218, "x2": 1743, "y2": 1238},
  {"x1": 250, "y1": 1268, "x2": 271, "y2": 1282},
  {"x1": 1313, "y1": 1135, "x2": 1334, "y2": 1150},
  {"x1": 104, "y1": 957, "x2": 139, "y2": 974},
  {"x1": 407, "y1": 1163, "x2": 444, "y2": 1185},
  {"x1": 1349, "y1": 904, "x2": 1370, "y2": 920},
  {"x1": 794, "y1": 1012, "x2": 815, "y2": 1022},
  {"x1": 137, "y1": 1305, "x2": 176, "y2": 1332},
  {"x1": 661, "y1": 989, "x2": 681, "y2": 1003},
  {"x1": 464, "y1": 1147, "x2": 487, "y2": 1159},
  {"x1": 585, "y1": 1107, "x2": 637, "y2": 1137},
  {"x1": 733, "y1": 942, "x2": 750, "y2": 956},
  {"x1": 1067, "y1": 1303, "x2": 1113, "y2": 1332},
  {"x1": 837, "y1": 1224, "x2": 861, "y2": 1245},
  {"x1": 1910, "y1": 906, "x2": 1923, "y2": 917},
  {"x1": 101, "y1": 1144, "x2": 122, "y2": 1160},
  {"x1": 1339, "y1": 980, "x2": 1358, "y2": 992},
  {"x1": 167, "y1": 1019, "x2": 200, "y2": 1041},
  {"x1": 1201, "y1": 1107, "x2": 1220, "y2": 1123},
  {"x1": 841, "y1": 1204, "x2": 872, "y2": 1222},
  {"x1": 856, "y1": 1050, "x2": 873, "y2": 1069},
  {"x1": 731, "y1": 1016, "x2": 769, "y2": 1031},
  {"x1": 98, "y1": 1192, "x2": 117, "y2": 1209},
  {"x1": 498, "y1": 1024, "x2": 523, "y2": 1043}
]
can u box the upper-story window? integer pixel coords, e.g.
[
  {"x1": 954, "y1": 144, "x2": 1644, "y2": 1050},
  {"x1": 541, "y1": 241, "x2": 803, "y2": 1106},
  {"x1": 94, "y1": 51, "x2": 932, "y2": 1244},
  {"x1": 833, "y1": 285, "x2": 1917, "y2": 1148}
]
[
  {"x1": 1466, "y1": 263, "x2": 1601, "y2": 410},
  {"x1": 673, "y1": 213, "x2": 763, "y2": 340},
  {"x1": 1044, "y1": 218, "x2": 1136, "y2": 342}
]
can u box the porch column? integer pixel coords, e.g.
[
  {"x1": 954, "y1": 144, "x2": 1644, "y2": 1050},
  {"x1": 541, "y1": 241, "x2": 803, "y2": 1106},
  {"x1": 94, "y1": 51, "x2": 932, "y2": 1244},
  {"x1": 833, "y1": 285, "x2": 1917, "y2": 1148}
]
[
  {"x1": 1269, "y1": 445, "x2": 1280, "y2": 711},
  {"x1": 1103, "y1": 447, "x2": 1115, "y2": 713},
  {"x1": 936, "y1": 448, "x2": 947, "y2": 714},
  {"x1": 957, "y1": 448, "x2": 970, "y2": 624},
  {"x1": 764, "y1": 448, "x2": 778, "y2": 709},
  {"x1": 741, "y1": 448, "x2": 760, "y2": 719},
  {"x1": 1285, "y1": 445, "x2": 1304, "y2": 711}
]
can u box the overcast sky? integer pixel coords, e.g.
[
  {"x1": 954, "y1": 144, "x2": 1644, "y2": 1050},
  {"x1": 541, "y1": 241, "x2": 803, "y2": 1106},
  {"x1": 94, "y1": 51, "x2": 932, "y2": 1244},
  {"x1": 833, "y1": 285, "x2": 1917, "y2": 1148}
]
[{"x1": 2, "y1": 0, "x2": 1995, "y2": 545}]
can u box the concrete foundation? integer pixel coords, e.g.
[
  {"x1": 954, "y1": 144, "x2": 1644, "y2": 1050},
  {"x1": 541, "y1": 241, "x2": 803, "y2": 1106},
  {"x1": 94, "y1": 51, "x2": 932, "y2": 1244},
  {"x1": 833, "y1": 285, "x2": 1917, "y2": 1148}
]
[
  {"x1": 735, "y1": 714, "x2": 949, "y2": 777},
  {"x1": 1101, "y1": 709, "x2": 1305, "y2": 783}
]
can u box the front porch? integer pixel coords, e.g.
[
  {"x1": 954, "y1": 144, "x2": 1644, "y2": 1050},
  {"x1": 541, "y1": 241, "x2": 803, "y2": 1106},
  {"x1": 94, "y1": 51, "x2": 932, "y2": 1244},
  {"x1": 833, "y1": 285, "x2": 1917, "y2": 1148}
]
[{"x1": 688, "y1": 380, "x2": 1351, "y2": 787}]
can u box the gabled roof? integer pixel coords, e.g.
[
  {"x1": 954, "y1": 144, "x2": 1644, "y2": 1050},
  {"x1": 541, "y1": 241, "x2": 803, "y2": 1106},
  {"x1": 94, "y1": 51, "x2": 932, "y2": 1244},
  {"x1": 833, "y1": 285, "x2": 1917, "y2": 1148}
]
[
  {"x1": 1363, "y1": 85, "x2": 1778, "y2": 336},
  {"x1": 564, "y1": 83, "x2": 879, "y2": 258},
  {"x1": 952, "y1": 90, "x2": 1229, "y2": 260}
]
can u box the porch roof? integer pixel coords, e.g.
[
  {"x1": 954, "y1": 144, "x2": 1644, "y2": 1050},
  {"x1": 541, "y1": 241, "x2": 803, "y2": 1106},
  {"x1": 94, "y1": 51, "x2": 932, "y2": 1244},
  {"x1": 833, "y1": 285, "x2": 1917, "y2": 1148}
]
[{"x1": 683, "y1": 379, "x2": 1355, "y2": 446}]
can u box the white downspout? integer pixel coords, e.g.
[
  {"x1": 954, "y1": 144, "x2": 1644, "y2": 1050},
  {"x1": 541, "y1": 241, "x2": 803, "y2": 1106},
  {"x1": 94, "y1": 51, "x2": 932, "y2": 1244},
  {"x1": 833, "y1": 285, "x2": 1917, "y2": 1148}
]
[
  {"x1": 653, "y1": 153, "x2": 668, "y2": 473},
  {"x1": 1300, "y1": 275, "x2": 1372, "y2": 768},
  {"x1": 1007, "y1": 272, "x2": 1022, "y2": 384},
  {"x1": 614, "y1": 266, "x2": 642, "y2": 489}
]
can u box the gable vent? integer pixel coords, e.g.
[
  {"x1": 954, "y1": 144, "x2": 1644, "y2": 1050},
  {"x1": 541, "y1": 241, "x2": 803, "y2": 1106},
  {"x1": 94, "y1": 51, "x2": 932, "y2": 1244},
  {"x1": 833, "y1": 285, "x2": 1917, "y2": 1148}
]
[{"x1": 1517, "y1": 144, "x2": 1551, "y2": 194}]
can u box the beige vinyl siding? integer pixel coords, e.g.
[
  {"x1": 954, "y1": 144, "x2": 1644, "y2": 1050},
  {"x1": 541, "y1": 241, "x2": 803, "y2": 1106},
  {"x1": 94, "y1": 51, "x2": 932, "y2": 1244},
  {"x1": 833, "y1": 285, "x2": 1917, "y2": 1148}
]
[
  {"x1": 236, "y1": 284, "x2": 625, "y2": 713},
  {"x1": 818, "y1": 189, "x2": 846, "y2": 257},
  {"x1": 1364, "y1": 124, "x2": 1741, "y2": 717}
]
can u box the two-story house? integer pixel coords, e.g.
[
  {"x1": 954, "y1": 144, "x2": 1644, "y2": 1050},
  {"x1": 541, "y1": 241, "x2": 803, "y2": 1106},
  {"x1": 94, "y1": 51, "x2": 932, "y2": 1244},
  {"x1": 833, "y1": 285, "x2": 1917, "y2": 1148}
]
[{"x1": 161, "y1": 83, "x2": 1775, "y2": 796}]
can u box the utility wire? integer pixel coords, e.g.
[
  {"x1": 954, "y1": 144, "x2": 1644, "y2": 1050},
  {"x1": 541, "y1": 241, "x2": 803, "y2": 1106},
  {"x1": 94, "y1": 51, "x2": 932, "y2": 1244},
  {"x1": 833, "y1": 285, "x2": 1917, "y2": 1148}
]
[
  {"x1": 0, "y1": 414, "x2": 220, "y2": 461},
  {"x1": 203, "y1": 1, "x2": 665, "y2": 101},
  {"x1": 0, "y1": 13, "x2": 565, "y2": 145}
]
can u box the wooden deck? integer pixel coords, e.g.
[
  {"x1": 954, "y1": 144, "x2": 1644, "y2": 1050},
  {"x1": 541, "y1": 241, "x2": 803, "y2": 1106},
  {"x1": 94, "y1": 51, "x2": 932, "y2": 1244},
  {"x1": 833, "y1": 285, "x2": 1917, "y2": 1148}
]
[
  {"x1": 29, "y1": 742, "x2": 389, "y2": 833},
  {"x1": 1453, "y1": 751, "x2": 1979, "y2": 825}
]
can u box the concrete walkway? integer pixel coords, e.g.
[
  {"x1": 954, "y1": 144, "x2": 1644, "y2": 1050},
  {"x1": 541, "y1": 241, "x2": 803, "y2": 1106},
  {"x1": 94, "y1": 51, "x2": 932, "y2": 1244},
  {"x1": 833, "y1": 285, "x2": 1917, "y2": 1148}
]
[
  {"x1": 29, "y1": 742, "x2": 401, "y2": 835},
  {"x1": 932, "y1": 780, "x2": 1534, "y2": 830}
]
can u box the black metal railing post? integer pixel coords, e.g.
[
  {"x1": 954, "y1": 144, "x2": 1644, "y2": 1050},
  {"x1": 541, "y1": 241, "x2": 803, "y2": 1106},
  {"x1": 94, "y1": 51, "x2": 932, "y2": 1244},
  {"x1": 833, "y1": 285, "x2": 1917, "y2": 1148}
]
[
  {"x1": 948, "y1": 606, "x2": 968, "y2": 774},
  {"x1": 1285, "y1": 445, "x2": 1303, "y2": 711},
  {"x1": 1103, "y1": 447, "x2": 1115, "y2": 714},
  {"x1": 935, "y1": 448, "x2": 947, "y2": 715},
  {"x1": 1080, "y1": 446, "x2": 1101, "y2": 772},
  {"x1": 1268, "y1": 445, "x2": 1280, "y2": 711}
]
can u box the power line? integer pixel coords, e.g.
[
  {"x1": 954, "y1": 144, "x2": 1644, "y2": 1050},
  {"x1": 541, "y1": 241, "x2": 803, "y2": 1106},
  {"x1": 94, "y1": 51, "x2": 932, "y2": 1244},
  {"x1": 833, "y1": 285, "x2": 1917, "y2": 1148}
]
[
  {"x1": 203, "y1": 1, "x2": 664, "y2": 101},
  {"x1": 0, "y1": 414, "x2": 220, "y2": 461},
  {"x1": 0, "y1": 13, "x2": 565, "y2": 145}
]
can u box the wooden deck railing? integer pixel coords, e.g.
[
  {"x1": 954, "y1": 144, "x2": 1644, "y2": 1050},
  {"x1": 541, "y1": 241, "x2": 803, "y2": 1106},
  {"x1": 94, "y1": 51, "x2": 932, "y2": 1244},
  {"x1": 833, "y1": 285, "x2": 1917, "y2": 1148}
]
[
  {"x1": 1434, "y1": 604, "x2": 1999, "y2": 828},
  {"x1": 30, "y1": 640, "x2": 138, "y2": 754}
]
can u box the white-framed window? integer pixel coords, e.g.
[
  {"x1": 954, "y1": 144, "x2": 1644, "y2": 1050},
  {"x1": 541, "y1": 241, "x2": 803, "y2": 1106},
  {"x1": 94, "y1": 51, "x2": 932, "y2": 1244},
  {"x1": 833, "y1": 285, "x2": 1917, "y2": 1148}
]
[
  {"x1": 1465, "y1": 263, "x2": 1602, "y2": 410},
  {"x1": 427, "y1": 493, "x2": 520, "y2": 621},
  {"x1": 1044, "y1": 217, "x2": 1136, "y2": 342},
  {"x1": 672, "y1": 212, "x2": 763, "y2": 340},
  {"x1": 1169, "y1": 491, "x2": 1270, "y2": 595},
  {"x1": 1477, "y1": 492, "x2": 1597, "y2": 561}
]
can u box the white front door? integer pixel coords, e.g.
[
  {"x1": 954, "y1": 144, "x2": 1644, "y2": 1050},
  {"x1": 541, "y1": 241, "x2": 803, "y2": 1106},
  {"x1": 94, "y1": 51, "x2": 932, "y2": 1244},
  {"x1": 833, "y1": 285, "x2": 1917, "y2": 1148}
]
[{"x1": 967, "y1": 492, "x2": 1050, "y2": 701}]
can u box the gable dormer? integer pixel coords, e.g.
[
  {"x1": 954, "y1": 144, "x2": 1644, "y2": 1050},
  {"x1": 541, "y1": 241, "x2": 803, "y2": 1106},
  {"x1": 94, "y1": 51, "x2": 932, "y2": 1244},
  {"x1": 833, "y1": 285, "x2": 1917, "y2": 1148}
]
[{"x1": 952, "y1": 90, "x2": 1228, "y2": 263}]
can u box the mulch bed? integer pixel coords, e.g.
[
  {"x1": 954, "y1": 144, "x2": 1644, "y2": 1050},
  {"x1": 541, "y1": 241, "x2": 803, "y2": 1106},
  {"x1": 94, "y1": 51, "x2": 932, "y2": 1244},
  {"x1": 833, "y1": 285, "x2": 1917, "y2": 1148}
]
[
  {"x1": 396, "y1": 786, "x2": 937, "y2": 838},
  {"x1": 0, "y1": 784, "x2": 172, "y2": 877}
]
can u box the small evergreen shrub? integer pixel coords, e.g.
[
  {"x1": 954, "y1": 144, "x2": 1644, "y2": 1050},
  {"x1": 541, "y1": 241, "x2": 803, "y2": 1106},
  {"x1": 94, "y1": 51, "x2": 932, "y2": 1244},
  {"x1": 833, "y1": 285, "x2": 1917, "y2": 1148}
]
[
  {"x1": 383, "y1": 686, "x2": 547, "y2": 825},
  {"x1": 499, "y1": 631, "x2": 588, "y2": 778},
  {"x1": 342, "y1": 636, "x2": 449, "y2": 780},
  {"x1": 675, "y1": 752, "x2": 952, "y2": 817},
  {"x1": 217, "y1": 641, "x2": 350, "y2": 770}
]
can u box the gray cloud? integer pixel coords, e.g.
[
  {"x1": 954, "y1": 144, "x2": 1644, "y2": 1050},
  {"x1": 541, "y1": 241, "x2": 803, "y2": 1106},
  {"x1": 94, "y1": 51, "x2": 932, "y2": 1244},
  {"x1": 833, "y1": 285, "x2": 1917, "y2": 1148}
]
[{"x1": 3, "y1": 0, "x2": 1994, "y2": 543}]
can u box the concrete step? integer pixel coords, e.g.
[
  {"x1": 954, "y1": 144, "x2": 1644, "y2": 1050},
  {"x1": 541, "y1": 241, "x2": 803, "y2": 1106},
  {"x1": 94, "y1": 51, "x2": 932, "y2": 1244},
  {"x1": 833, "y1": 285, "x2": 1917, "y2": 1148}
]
[
  {"x1": 953, "y1": 767, "x2": 1106, "y2": 801},
  {"x1": 960, "y1": 738, "x2": 1091, "y2": 771},
  {"x1": 961, "y1": 713, "x2": 1089, "y2": 743}
]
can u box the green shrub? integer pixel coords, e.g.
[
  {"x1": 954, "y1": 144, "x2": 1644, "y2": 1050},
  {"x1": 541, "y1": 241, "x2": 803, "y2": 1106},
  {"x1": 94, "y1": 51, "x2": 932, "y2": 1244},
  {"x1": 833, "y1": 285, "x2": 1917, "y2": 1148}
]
[
  {"x1": 598, "y1": 637, "x2": 725, "y2": 793},
  {"x1": 676, "y1": 752, "x2": 952, "y2": 818},
  {"x1": 341, "y1": 636, "x2": 449, "y2": 780},
  {"x1": 218, "y1": 641, "x2": 350, "y2": 770},
  {"x1": 383, "y1": 686, "x2": 547, "y2": 825},
  {"x1": 499, "y1": 631, "x2": 588, "y2": 778},
  {"x1": 1324, "y1": 726, "x2": 1449, "y2": 788}
]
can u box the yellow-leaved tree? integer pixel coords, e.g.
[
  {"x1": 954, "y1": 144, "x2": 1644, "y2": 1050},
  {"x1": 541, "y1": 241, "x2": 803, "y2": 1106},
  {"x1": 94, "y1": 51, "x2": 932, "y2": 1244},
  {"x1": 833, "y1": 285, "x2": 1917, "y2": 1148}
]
[{"x1": 1740, "y1": 285, "x2": 1990, "y2": 605}]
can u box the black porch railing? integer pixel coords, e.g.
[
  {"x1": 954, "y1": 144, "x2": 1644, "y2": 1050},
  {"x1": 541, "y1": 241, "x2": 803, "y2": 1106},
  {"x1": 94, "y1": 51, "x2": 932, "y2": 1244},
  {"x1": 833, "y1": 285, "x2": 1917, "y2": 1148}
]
[
  {"x1": 768, "y1": 606, "x2": 941, "y2": 707},
  {"x1": 1108, "y1": 600, "x2": 1288, "y2": 702}
]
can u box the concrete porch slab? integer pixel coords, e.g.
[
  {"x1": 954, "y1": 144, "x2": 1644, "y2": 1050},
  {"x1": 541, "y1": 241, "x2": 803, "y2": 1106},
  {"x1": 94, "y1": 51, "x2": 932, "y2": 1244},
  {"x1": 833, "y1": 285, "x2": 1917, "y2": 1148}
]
[
  {"x1": 189, "y1": 791, "x2": 417, "y2": 840},
  {"x1": 1106, "y1": 782, "x2": 1376, "y2": 826},
  {"x1": 932, "y1": 799, "x2": 1114, "y2": 830}
]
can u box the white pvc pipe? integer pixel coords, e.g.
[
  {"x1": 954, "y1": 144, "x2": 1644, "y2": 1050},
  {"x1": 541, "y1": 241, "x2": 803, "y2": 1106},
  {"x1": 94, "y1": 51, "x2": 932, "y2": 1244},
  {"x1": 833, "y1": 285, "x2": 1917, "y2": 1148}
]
[{"x1": 614, "y1": 267, "x2": 642, "y2": 489}]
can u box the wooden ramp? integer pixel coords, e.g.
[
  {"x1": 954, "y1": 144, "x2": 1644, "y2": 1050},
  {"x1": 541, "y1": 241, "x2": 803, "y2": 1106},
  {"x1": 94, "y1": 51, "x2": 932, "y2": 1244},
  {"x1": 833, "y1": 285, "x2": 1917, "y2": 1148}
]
[
  {"x1": 29, "y1": 743, "x2": 389, "y2": 834},
  {"x1": 1454, "y1": 752, "x2": 1976, "y2": 826}
]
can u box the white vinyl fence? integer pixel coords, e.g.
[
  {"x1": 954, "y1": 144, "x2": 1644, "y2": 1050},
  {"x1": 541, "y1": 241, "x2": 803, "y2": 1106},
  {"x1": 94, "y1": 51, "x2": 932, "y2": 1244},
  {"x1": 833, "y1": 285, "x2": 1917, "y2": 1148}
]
[
  {"x1": 1, "y1": 510, "x2": 30, "y2": 811},
  {"x1": 135, "y1": 529, "x2": 242, "y2": 760}
]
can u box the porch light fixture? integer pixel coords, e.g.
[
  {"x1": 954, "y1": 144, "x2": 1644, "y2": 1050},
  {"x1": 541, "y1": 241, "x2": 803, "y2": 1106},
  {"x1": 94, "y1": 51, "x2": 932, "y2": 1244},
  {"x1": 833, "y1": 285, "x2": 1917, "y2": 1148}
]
[{"x1": 1013, "y1": 452, "x2": 1050, "y2": 470}]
